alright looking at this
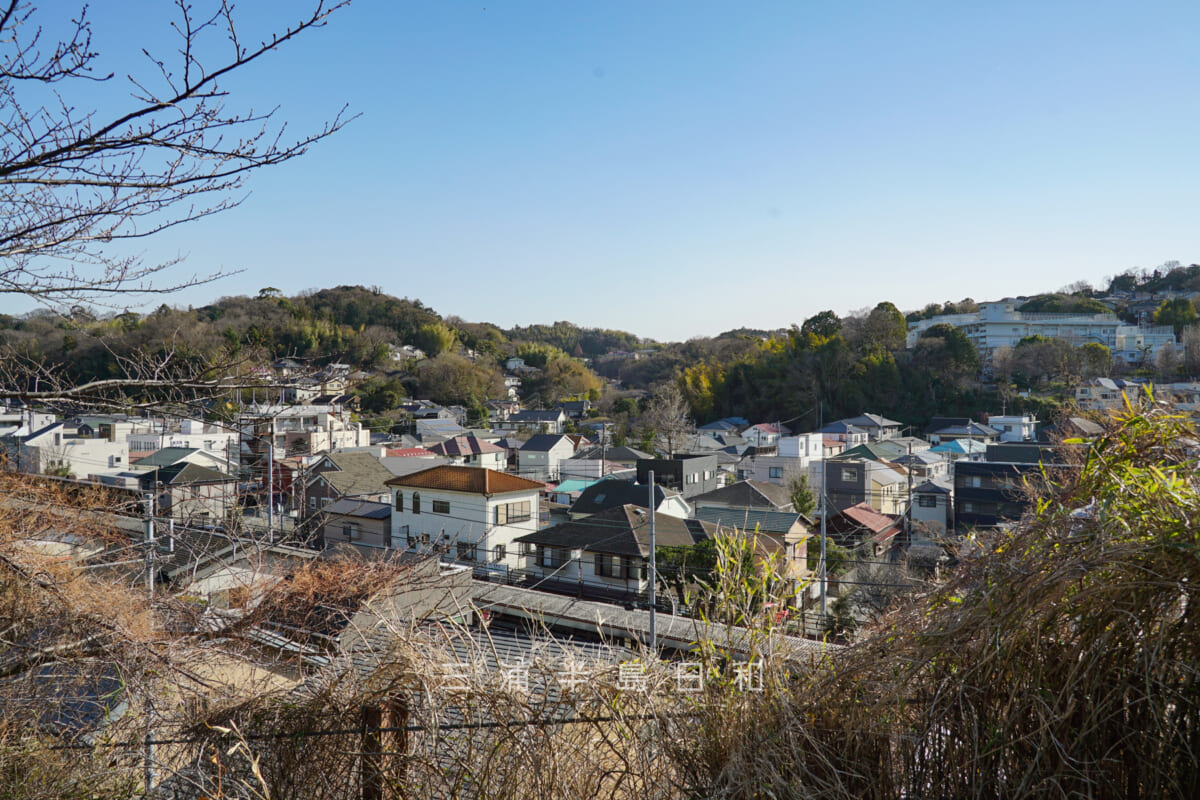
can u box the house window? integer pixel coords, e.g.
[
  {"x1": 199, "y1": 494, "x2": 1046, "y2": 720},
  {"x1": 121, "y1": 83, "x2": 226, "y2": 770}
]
[
  {"x1": 395, "y1": 492, "x2": 403, "y2": 512},
  {"x1": 413, "y1": 492, "x2": 421, "y2": 514},
  {"x1": 841, "y1": 468, "x2": 857, "y2": 482},
  {"x1": 495, "y1": 500, "x2": 532, "y2": 525},
  {"x1": 539, "y1": 546, "x2": 564, "y2": 569},
  {"x1": 769, "y1": 467, "x2": 784, "y2": 479},
  {"x1": 962, "y1": 502, "x2": 976, "y2": 513},
  {"x1": 918, "y1": 495, "x2": 937, "y2": 508},
  {"x1": 320, "y1": 498, "x2": 331, "y2": 507},
  {"x1": 342, "y1": 524, "x2": 354, "y2": 540},
  {"x1": 309, "y1": 497, "x2": 317, "y2": 509},
  {"x1": 456, "y1": 542, "x2": 475, "y2": 561},
  {"x1": 595, "y1": 553, "x2": 616, "y2": 577},
  {"x1": 406, "y1": 533, "x2": 415, "y2": 548},
  {"x1": 432, "y1": 499, "x2": 450, "y2": 514},
  {"x1": 964, "y1": 476, "x2": 982, "y2": 488},
  {"x1": 492, "y1": 544, "x2": 506, "y2": 562},
  {"x1": 420, "y1": 532, "x2": 430, "y2": 545}
]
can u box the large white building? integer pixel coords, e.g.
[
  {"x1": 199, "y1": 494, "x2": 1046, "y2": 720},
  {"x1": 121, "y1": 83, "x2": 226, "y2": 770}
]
[{"x1": 906, "y1": 300, "x2": 1176, "y2": 365}]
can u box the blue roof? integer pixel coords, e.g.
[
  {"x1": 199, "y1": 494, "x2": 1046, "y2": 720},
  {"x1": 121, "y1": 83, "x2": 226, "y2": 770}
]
[
  {"x1": 554, "y1": 478, "x2": 600, "y2": 494},
  {"x1": 930, "y1": 439, "x2": 988, "y2": 455}
]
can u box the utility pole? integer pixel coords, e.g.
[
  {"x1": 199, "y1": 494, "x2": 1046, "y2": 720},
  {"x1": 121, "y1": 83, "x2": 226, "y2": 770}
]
[
  {"x1": 266, "y1": 437, "x2": 274, "y2": 544},
  {"x1": 143, "y1": 492, "x2": 155, "y2": 597},
  {"x1": 818, "y1": 401, "x2": 827, "y2": 629},
  {"x1": 142, "y1": 491, "x2": 155, "y2": 793},
  {"x1": 906, "y1": 442, "x2": 914, "y2": 544},
  {"x1": 648, "y1": 470, "x2": 656, "y2": 653}
]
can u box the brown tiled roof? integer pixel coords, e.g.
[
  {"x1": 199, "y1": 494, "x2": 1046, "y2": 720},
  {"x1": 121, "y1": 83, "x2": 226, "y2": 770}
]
[
  {"x1": 385, "y1": 465, "x2": 543, "y2": 495},
  {"x1": 839, "y1": 502, "x2": 899, "y2": 534}
]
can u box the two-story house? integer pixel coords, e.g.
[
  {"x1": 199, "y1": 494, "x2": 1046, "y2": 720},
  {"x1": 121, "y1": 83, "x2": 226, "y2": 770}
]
[
  {"x1": 636, "y1": 454, "x2": 719, "y2": 499},
  {"x1": 386, "y1": 465, "x2": 544, "y2": 572},
  {"x1": 519, "y1": 434, "x2": 576, "y2": 481},
  {"x1": 424, "y1": 435, "x2": 506, "y2": 470},
  {"x1": 512, "y1": 504, "x2": 717, "y2": 604}
]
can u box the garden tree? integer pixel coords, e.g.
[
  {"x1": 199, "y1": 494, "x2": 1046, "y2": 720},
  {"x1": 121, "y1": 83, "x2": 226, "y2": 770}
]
[
  {"x1": 1154, "y1": 297, "x2": 1198, "y2": 337},
  {"x1": 787, "y1": 472, "x2": 817, "y2": 518},
  {"x1": 413, "y1": 321, "x2": 457, "y2": 358},
  {"x1": 800, "y1": 310, "x2": 841, "y2": 340},
  {"x1": 641, "y1": 382, "x2": 693, "y2": 457}
]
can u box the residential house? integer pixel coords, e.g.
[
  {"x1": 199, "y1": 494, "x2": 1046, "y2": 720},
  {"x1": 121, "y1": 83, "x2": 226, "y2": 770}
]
[
  {"x1": 303, "y1": 451, "x2": 398, "y2": 520},
  {"x1": 520, "y1": 434, "x2": 577, "y2": 481},
  {"x1": 636, "y1": 454, "x2": 719, "y2": 499},
  {"x1": 130, "y1": 446, "x2": 232, "y2": 475},
  {"x1": 496, "y1": 409, "x2": 569, "y2": 435},
  {"x1": 691, "y1": 480, "x2": 795, "y2": 514},
  {"x1": 569, "y1": 478, "x2": 691, "y2": 520},
  {"x1": 136, "y1": 463, "x2": 237, "y2": 524},
  {"x1": 827, "y1": 502, "x2": 903, "y2": 558},
  {"x1": 984, "y1": 414, "x2": 1038, "y2": 443},
  {"x1": 749, "y1": 431, "x2": 824, "y2": 489},
  {"x1": 911, "y1": 478, "x2": 953, "y2": 537},
  {"x1": 890, "y1": 450, "x2": 950, "y2": 481},
  {"x1": 386, "y1": 465, "x2": 544, "y2": 571},
  {"x1": 10, "y1": 421, "x2": 130, "y2": 478},
  {"x1": 318, "y1": 499, "x2": 394, "y2": 552},
  {"x1": 513, "y1": 505, "x2": 716, "y2": 604},
  {"x1": 954, "y1": 443, "x2": 1066, "y2": 528},
  {"x1": 816, "y1": 421, "x2": 870, "y2": 446},
  {"x1": 742, "y1": 422, "x2": 791, "y2": 448},
  {"x1": 556, "y1": 399, "x2": 592, "y2": 419},
  {"x1": 839, "y1": 414, "x2": 904, "y2": 441},
  {"x1": 566, "y1": 444, "x2": 652, "y2": 479},
  {"x1": 425, "y1": 435, "x2": 506, "y2": 470},
  {"x1": 239, "y1": 403, "x2": 369, "y2": 467},
  {"x1": 823, "y1": 458, "x2": 908, "y2": 515},
  {"x1": 693, "y1": 506, "x2": 812, "y2": 585},
  {"x1": 928, "y1": 438, "x2": 989, "y2": 463},
  {"x1": 924, "y1": 417, "x2": 1000, "y2": 446}
]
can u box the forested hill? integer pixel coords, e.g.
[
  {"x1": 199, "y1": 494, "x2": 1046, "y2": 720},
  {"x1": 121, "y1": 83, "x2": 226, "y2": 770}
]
[{"x1": 3, "y1": 269, "x2": 1191, "y2": 430}]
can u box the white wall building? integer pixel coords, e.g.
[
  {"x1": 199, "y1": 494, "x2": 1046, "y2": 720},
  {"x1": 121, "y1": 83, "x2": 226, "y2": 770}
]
[
  {"x1": 387, "y1": 466, "x2": 544, "y2": 572},
  {"x1": 906, "y1": 300, "x2": 1176, "y2": 365}
]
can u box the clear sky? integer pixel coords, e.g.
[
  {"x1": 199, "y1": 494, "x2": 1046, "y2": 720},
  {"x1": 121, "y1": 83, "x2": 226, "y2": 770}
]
[{"x1": 16, "y1": 1, "x2": 1200, "y2": 341}]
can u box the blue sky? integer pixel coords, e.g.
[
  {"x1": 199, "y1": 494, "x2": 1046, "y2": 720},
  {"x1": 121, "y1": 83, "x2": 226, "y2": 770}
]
[{"x1": 16, "y1": 1, "x2": 1200, "y2": 340}]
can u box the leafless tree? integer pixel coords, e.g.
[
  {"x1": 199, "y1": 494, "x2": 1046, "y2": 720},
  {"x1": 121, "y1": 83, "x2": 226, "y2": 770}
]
[
  {"x1": 0, "y1": 0, "x2": 353, "y2": 307},
  {"x1": 642, "y1": 382, "x2": 693, "y2": 457}
]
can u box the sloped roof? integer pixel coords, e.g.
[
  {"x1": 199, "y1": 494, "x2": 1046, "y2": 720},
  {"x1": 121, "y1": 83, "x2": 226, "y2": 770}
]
[
  {"x1": 930, "y1": 438, "x2": 989, "y2": 455},
  {"x1": 313, "y1": 452, "x2": 397, "y2": 497},
  {"x1": 426, "y1": 435, "x2": 503, "y2": 457},
  {"x1": 514, "y1": 505, "x2": 710, "y2": 558},
  {"x1": 840, "y1": 413, "x2": 902, "y2": 429},
  {"x1": 694, "y1": 507, "x2": 809, "y2": 535},
  {"x1": 569, "y1": 478, "x2": 677, "y2": 516},
  {"x1": 510, "y1": 409, "x2": 566, "y2": 422},
  {"x1": 691, "y1": 480, "x2": 793, "y2": 510},
  {"x1": 323, "y1": 498, "x2": 392, "y2": 520},
  {"x1": 570, "y1": 444, "x2": 652, "y2": 463},
  {"x1": 140, "y1": 462, "x2": 233, "y2": 486},
  {"x1": 913, "y1": 478, "x2": 953, "y2": 495},
  {"x1": 835, "y1": 442, "x2": 907, "y2": 462},
  {"x1": 385, "y1": 465, "x2": 544, "y2": 494},
  {"x1": 837, "y1": 502, "x2": 900, "y2": 534},
  {"x1": 132, "y1": 446, "x2": 199, "y2": 467},
  {"x1": 521, "y1": 433, "x2": 571, "y2": 452}
]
